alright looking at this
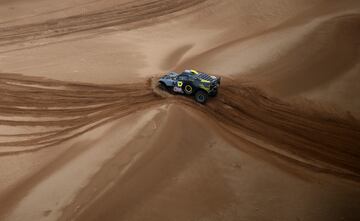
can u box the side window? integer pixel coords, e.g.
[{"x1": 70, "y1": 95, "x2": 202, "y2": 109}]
[{"x1": 178, "y1": 74, "x2": 189, "y2": 81}]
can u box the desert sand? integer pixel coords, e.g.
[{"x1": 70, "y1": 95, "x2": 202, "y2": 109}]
[{"x1": 0, "y1": 0, "x2": 360, "y2": 220}]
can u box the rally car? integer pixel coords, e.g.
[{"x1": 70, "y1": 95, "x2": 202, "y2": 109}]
[{"x1": 158, "y1": 69, "x2": 221, "y2": 104}]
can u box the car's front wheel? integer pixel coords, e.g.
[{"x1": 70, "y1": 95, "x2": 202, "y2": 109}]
[{"x1": 194, "y1": 90, "x2": 208, "y2": 104}]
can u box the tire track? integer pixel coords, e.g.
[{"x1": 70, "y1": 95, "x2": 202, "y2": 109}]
[
  {"x1": 0, "y1": 0, "x2": 207, "y2": 47},
  {"x1": 177, "y1": 82, "x2": 360, "y2": 179},
  {"x1": 0, "y1": 73, "x2": 163, "y2": 154},
  {"x1": 0, "y1": 73, "x2": 359, "y2": 180}
]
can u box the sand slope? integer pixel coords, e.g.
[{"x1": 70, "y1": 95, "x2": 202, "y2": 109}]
[{"x1": 0, "y1": 75, "x2": 359, "y2": 221}]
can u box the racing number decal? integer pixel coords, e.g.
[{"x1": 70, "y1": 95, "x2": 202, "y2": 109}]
[{"x1": 177, "y1": 81, "x2": 183, "y2": 87}]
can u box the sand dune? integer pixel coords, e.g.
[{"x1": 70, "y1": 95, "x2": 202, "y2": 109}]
[
  {"x1": 1, "y1": 0, "x2": 360, "y2": 220},
  {"x1": 177, "y1": 2, "x2": 360, "y2": 114}
]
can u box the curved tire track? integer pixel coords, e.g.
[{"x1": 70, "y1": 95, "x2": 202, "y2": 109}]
[
  {"x1": 0, "y1": 73, "x2": 359, "y2": 180},
  {"x1": 0, "y1": 73, "x2": 163, "y2": 154},
  {"x1": 178, "y1": 82, "x2": 360, "y2": 179}
]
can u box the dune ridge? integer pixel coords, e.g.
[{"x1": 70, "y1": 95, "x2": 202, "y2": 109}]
[
  {"x1": 178, "y1": 11, "x2": 360, "y2": 89},
  {"x1": 174, "y1": 7, "x2": 360, "y2": 114}
]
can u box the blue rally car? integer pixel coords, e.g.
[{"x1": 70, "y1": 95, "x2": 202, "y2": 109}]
[{"x1": 158, "y1": 69, "x2": 221, "y2": 104}]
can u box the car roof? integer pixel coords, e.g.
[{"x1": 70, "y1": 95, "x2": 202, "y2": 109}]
[
  {"x1": 183, "y1": 69, "x2": 199, "y2": 75},
  {"x1": 182, "y1": 69, "x2": 213, "y2": 82}
]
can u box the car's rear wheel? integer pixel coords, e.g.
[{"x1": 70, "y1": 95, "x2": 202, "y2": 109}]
[{"x1": 194, "y1": 90, "x2": 208, "y2": 104}]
